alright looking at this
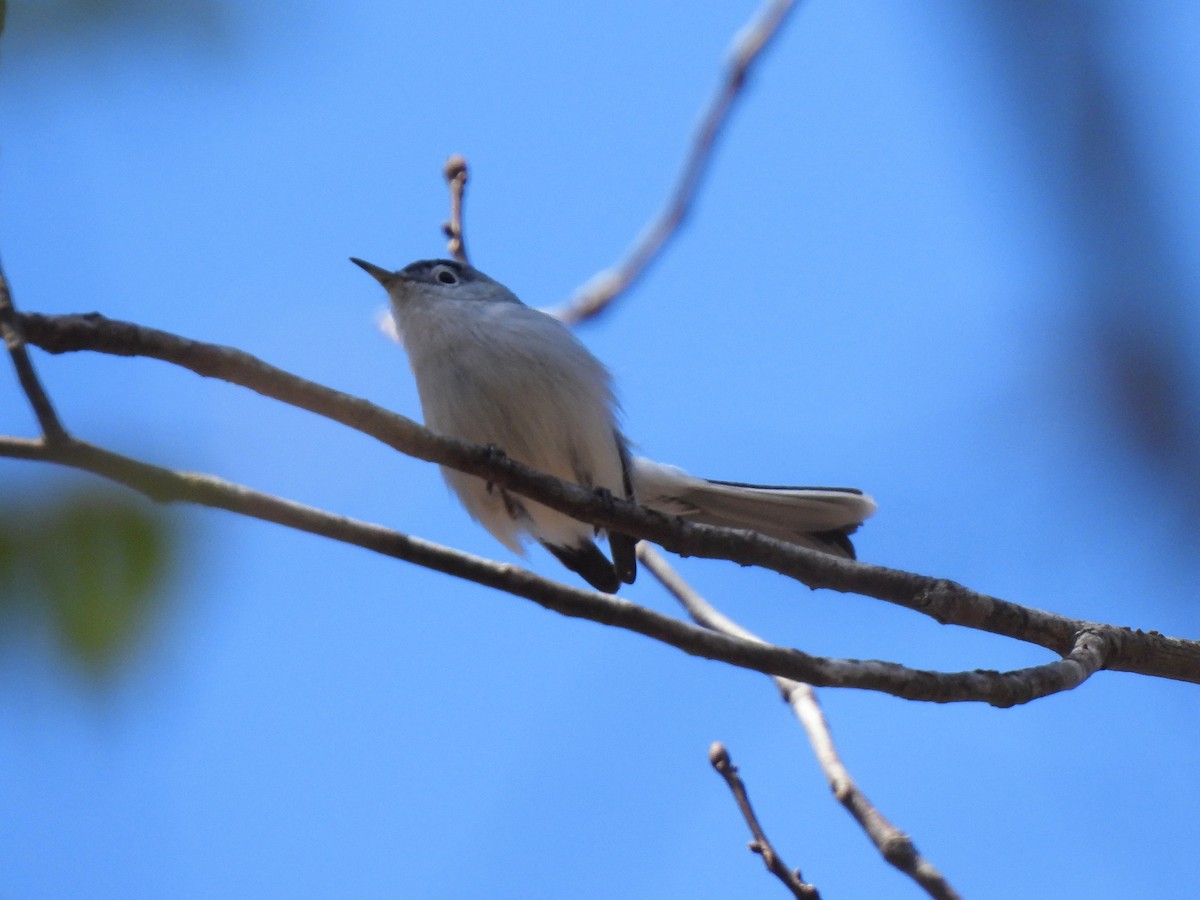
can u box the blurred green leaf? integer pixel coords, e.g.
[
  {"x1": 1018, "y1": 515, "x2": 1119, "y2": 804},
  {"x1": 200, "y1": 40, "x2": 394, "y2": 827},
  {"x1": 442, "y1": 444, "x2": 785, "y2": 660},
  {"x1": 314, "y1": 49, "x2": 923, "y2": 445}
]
[
  {"x1": 11, "y1": 0, "x2": 229, "y2": 49},
  {"x1": 26, "y1": 490, "x2": 172, "y2": 676},
  {"x1": 0, "y1": 523, "x2": 14, "y2": 590}
]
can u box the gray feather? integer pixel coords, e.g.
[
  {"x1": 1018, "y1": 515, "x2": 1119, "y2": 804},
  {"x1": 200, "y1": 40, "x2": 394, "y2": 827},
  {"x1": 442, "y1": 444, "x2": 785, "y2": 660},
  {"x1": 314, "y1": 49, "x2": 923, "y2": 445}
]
[{"x1": 631, "y1": 457, "x2": 875, "y2": 558}]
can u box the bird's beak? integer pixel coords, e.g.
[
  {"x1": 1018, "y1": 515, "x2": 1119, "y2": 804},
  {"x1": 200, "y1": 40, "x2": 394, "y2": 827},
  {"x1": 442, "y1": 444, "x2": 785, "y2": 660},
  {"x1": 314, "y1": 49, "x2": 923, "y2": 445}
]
[{"x1": 350, "y1": 257, "x2": 396, "y2": 287}]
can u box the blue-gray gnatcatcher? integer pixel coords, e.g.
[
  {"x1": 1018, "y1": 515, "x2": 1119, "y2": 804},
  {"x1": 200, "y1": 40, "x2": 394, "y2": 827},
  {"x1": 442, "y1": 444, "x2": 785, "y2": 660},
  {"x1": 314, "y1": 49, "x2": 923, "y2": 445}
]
[{"x1": 352, "y1": 257, "x2": 875, "y2": 593}]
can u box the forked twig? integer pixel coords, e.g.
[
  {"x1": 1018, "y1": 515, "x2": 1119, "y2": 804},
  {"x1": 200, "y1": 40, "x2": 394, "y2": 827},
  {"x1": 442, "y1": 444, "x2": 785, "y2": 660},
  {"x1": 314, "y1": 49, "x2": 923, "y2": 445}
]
[
  {"x1": 640, "y1": 545, "x2": 961, "y2": 900},
  {"x1": 709, "y1": 741, "x2": 821, "y2": 899}
]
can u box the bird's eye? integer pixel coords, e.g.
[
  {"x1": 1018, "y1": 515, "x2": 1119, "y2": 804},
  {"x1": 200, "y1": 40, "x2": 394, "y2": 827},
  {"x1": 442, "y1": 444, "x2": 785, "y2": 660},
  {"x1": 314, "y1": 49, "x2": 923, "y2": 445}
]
[{"x1": 434, "y1": 267, "x2": 459, "y2": 285}]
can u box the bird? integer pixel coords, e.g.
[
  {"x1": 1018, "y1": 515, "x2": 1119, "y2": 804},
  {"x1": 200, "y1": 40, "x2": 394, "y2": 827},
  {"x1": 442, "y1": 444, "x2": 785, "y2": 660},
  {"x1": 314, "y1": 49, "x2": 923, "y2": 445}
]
[{"x1": 352, "y1": 257, "x2": 875, "y2": 592}]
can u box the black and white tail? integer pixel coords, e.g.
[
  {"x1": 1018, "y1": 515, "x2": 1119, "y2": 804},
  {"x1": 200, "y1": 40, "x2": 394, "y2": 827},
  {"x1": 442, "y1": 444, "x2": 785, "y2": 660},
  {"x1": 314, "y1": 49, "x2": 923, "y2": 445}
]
[{"x1": 630, "y1": 457, "x2": 876, "y2": 559}]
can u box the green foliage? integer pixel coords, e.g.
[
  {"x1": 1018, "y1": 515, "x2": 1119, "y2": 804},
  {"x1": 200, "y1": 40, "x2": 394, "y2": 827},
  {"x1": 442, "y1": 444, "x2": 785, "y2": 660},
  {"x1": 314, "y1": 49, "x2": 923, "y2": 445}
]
[
  {"x1": 0, "y1": 523, "x2": 12, "y2": 584},
  {"x1": 10, "y1": 0, "x2": 228, "y2": 48},
  {"x1": 0, "y1": 488, "x2": 174, "y2": 678}
]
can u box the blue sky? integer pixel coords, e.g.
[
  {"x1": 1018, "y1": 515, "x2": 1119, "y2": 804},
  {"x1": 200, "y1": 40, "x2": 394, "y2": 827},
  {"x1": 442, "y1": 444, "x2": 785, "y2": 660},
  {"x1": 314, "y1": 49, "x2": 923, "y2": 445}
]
[{"x1": 3, "y1": 1, "x2": 1200, "y2": 897}]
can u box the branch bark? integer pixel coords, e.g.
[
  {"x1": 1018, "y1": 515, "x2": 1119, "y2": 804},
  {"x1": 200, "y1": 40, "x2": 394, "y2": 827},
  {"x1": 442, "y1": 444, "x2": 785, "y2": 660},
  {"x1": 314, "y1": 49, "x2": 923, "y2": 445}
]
[
  {"x1": 13, "y1": 309, "x2": 1200, "y2": 689},
  {"x1": 0, "y1": 434, "x2": 1128, "y2": 705}
]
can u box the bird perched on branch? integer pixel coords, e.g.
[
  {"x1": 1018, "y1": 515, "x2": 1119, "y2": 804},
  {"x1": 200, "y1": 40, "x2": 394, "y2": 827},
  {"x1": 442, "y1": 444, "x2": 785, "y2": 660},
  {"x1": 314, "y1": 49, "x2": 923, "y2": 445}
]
[{"x1": 352, "y1": 257, "x2": 875, "y2": 593}]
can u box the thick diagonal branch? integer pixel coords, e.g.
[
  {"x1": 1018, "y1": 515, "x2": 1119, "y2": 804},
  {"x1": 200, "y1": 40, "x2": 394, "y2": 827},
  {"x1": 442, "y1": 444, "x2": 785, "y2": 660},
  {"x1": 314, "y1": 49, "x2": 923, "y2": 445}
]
[
  {"x1": 15, "y1": 309, "x2": 1200, "y2": 687},
  {"x1": 0, "y1": 434, "x2": 1128, "y2": 705}
]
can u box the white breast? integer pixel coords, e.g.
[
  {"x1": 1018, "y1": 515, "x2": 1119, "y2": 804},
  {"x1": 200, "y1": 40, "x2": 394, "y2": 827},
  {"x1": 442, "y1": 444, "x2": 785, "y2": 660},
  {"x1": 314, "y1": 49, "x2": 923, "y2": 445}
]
[{"x1": 396, "y1": 296, "x2": 627, "y2": 552}]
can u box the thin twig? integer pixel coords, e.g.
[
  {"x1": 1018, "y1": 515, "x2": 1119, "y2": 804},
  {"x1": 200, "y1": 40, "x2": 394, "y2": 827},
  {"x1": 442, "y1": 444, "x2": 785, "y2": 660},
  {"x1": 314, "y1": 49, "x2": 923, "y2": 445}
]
[
  {"x1": 640, "y1": 546, "x2": 961, "y2": 899},
  {"x1": 13, "y1": 309, "x2": 1200, "y2": 689},
  {"x1": 784, "y1": 684, "x2": 959, "y2": 898},
  {"x1": 550, "y1": 0, "x2": 799, "y2": 323},
  {"x1": 441, "y1": 155, "x2": 470, "y2": 264},
  {"x1": 709, "y1": 742, "x2": 821, "y2": 899},
  {"x1": 0, "y1": 263, "x2": 68, "y2": 443}
]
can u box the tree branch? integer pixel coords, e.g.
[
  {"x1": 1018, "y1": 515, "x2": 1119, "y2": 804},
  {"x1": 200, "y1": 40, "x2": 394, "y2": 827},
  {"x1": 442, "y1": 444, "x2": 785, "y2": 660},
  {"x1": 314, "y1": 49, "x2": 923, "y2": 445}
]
[
  {"x1": 14, "y1": 309, "x2": 1200, "y2": 688},
  {"x1": 441, "y1": 154, "x2": 470, "y2": 264},
  {"x1": 0, "y1": 263, "x2": 68, "y2": 443},
  {"x1": 0, "y1": 434, "x2": 1126, "y2": 705},
  {"x1": 550, "y1": 0, "x2": 800, "y2": 323},
  {"x1": 640, "y1": 546, "x2": 961, "y2": 899},
  {"x1": 709, "y1": 742, "x2": 821, "y2": 899}
]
